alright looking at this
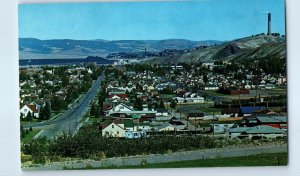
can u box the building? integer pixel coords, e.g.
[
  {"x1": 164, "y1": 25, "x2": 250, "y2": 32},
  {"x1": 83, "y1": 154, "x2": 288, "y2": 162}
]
[
  {"x1": 20, "y1": 104, "x2": 40, "y2": 118},
  {"x1": 106, "y1": 103, "x2": 157, "y2": 117},
  {"x1": 156, "y1": 123, "x2": 176, "y2": 131},
  {"x1": 239, "y1": 106, "x2": 266, "y2": 116},
  {"x1": 211, "y1": 123, "x2": 235, "y2": 134},
  {"x1": 101, "y1": 122, "x2": 125, "y2": 137},
  {"x1": 221, "y1": 108, "x2": 240, "y2": 117},
  {"x1": 229, "y1": 125, "x2": 284, "y2": 139}
]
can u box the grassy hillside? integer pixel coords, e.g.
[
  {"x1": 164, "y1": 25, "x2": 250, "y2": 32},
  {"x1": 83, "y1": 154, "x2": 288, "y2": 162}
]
[{"x1": 148, "y1": 35, "x2": 286, "y2": 64}]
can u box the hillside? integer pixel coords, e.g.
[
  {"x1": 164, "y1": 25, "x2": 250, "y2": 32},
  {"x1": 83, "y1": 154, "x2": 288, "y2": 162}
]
[
  {"x1": 148, "y1": 35, "x2": 286, "y2": 64},
  {"x1": 19, "y1": 38, "x2": 222, "y2": 60}
]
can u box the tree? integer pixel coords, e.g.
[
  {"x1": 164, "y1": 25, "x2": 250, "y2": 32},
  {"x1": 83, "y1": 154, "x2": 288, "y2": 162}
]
[
  {"x1": 20, "y1": 113, "x2": 24, "y2": 121},
  {"x1": 159, "y1": 100, "x2": 165, "y2": 109},
  {"x1": 133, "y1": 97, "x2": 143, "y2": 110},
  {"x1": 90, "y1": 103, "x2": 99, "y2": 118},
  {"x1": 26, "y1": 111, "x2": 33, "y2": 121},
  {"x1": 203, "y1": 75, "x2": 208, "y2": 84},
  {"x1": 61, "y1": 75, "x2": 69, "y2": 87},
  {"x1": 43, "y1": 101, "x2": 51, "y2": 120},
  {"x1": 20, "y1": 125, "x2": 26, "y2": 138},
  {"x1": 170, "y1": 100, "x2": 177, "y2": 109},
  {"x1": 51, "y1": 96, "x2": 67, "y2": 111}
]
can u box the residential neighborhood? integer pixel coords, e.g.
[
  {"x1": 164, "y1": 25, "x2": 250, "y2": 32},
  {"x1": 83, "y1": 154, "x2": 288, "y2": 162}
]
[{"x1": 92, "y1": 62, "x2": 287, "y2": 140}]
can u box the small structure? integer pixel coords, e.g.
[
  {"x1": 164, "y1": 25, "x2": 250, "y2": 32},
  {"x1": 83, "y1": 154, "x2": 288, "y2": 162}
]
[
  {"x1": 124, "y1": 130, "x2": 147, "y2": 139},
  {"x1": 221, "y1": 108, "x2": 240, "y2": 117},
  {"x1": 211, "y1": 123, "x2": 235, "y2": 134},
  {"x1": 156, "y1": 123, "x2": 176, "y2": 131},
  {"x1": 229, "y1": 125, "x2": 284, "y2": 139},
  {"x1": 239, "y1": 106, "x2": 266, "y2": 116}
]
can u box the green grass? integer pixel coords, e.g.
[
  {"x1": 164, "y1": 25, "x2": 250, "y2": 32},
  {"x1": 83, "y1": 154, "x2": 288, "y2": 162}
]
[
  {"x1": 21, "y1": 130, "x2": 41, "y2": 143},
  {"x1": 20, "y1": 118, "x2": 43, "y2": 125},
  {"x1": 66, "y1": 152, "x2": 287, "y2": 170},
  {"x1": 204, "y1": 90, "x2": 230, "y2": 97},
  {"x1": 196, "y1": 107, "x2": 221, "y2": 114}
]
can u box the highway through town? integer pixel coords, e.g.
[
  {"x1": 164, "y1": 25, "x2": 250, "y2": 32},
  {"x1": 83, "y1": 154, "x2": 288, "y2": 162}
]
[{"x1": 23, "y1": 75, "x2": 104, "y2": 139}]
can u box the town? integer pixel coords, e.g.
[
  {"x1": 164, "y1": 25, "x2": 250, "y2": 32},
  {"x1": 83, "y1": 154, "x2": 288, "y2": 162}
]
[{"x1": 20, "y1": 56, "x2": 287, "y2": 143}]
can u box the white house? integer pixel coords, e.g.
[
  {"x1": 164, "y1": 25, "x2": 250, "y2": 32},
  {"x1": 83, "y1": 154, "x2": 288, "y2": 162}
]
[
  {"x1": 173, "y1": 97, "x2": 204, "y2": 104},
  {"x1": 211, "y1": 123, "x2": 235, "y2": 134},
  {"x1": 106, "y1": 103, "x2": 134, "y2": 116},
  {"x1": 20, "y1": 104, "x2": 40, "y2": 118},
  {"x1": 156, "y1": 123, "x2": 176, "y2": 131},
  {"x1": 101, "y1": 122, "x2": 125, "y2": 137},
  {"x1": 204, "y1": 85, "x2": 219, "y2": 90},
  {"x1": 106, "y1": 103, "x2": 157, "y2": 117}
]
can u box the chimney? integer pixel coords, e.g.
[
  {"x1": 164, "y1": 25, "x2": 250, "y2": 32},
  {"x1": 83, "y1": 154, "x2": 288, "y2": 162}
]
[{"x1": 267, "y1": 13, "x2": 271, "y2": 35}]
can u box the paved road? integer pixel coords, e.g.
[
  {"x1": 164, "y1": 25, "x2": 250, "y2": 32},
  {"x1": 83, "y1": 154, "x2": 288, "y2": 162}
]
[{"x1": 23, "y1": 75, "x2": 104, "y2": 139}]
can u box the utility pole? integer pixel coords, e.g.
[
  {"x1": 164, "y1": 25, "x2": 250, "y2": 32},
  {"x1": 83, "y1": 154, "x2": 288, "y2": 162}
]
[
  {"x1": 212, "y1": 112, "x2": 215, "y2": 135},
  {"x1": 239, "y1": 94, "x2": 241, "y2": 108}
]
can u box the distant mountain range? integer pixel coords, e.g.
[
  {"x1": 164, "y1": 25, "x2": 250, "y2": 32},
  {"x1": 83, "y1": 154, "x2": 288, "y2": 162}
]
[
  {"x1": 19, "y1": 56, "x2": 114, "y2": 66},
  {"x1": 19, "y1": 38, "x2": 223, "y2": 60},
  {"x1": 147, "y1": 34, "x2": 286, "y2": 64}
]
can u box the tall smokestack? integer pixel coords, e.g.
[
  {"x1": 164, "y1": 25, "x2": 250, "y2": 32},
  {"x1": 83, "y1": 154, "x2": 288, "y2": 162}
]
[{"x1": 267, "y1": 13, "x2": 271, "y2": 35}]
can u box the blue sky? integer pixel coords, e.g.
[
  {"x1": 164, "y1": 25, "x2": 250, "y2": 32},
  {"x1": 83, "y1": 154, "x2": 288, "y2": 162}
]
[{"x1": 18, "y1": 0, "x2": 285, "y2": 41}]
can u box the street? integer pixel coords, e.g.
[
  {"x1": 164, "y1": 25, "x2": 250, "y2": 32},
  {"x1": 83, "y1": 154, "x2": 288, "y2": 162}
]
[{"x1": 23, "y1": 75, "x2": 104, "y2": 139}]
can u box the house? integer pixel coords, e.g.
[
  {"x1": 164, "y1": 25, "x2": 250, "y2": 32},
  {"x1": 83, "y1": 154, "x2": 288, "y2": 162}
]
[
  {"x1": 106, "y1": 103, "x2": 157, "y2": 117},
  {"x1": 211, "y1": 123, "x2": 235, "y2": 133},
  {"x1": 253, "y1": 109, "x2": 279, "y2": 115},
  {"x1": 101, "y1": 121, "x2": 125, "y2": 137},
  {"x1": 140, "y1": 114, "x2": 156, "y2": 122},
  {"x1": 277, "y1": 76, "x2": 286, "y2": 85},
  {"x1": 155, "y1": 115, "x2": 173, "y2": 122},
  {"x1": 186, "y1": 97, "x2": 204, "y2": 103},
  {"x1": 169, "y1": 117, "x2": 186, "y2": 130},
  {"x1": 204, "y1": 84, "x2": 219, "y2": 90},
  {"x1": 255, "y1": 115, "x2": 287, "y2": 129},
  {"x1": 106, "y1": 103, "x2": 134, "y2": 116},
  {"x1": 133, "y1": 122, "x2": 151, "y2": 131},
  {"x1": 239, "y1": 106, "x2": 266, "y2": 116},
  {"x1": 156, "y1": 123, "x2": 176, "y2": 131},
  {"x1": 156, "y1": 108, "x2": 169, "y2": 116},
  {"x1": 171, "y1": 65, "x2": 183, "y2": 70},
  {"x1": 221, "y1": 108, "x2": 240, "y2": 117},
  {"x1": 187, "y1": 112, "x2": 205, "y2": 120},
  {"x1": 55, "y1": 90, "x2": 66, "y2": 100},
  {"x1": 146, "y1": 85, "x2": 155, "y2": 93},
  {"x1": 137, "y1": 94, "x2": 149, "y2": 102},
  {"x1": 107, "y1": 88, "x2": 126, "y2": 95},
  {"x1": 173, "y1": 97, "x2": 185, "y2": 103},
  {"x1": 228, "y1": 127, "x2": 249, "y2": 138},
  {"x1": 174, "y1": 88, "x2": 186, "y2": 97},
  {"x1": 173, "y1": 97, "x2": 204, "y2": 104},
  {"x1": 229, "y1": 125, "x2": 284, "y2": 139},
  {"x1": 20, "y1": 104, "x2": 40, "y2": 118},
  {"x1": 108, "y1": 94, "x2": 129, "y2": 101}
]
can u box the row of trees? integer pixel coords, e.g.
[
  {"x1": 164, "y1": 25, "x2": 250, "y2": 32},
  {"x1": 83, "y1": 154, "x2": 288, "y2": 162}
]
[{"x1": 22, "y1": 125, "x2": 219, "y2": 164}]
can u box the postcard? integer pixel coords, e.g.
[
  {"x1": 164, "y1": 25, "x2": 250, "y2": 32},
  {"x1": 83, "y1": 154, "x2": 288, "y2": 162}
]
[{"x1": 19, "y1": 0, "x2": 287, "y2": 170}]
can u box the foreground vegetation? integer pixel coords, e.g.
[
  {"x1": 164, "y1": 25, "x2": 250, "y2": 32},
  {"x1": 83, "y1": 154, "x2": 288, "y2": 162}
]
[
  {"x1": 21, "y1": 124, "x2": 286, "y2": 165},
  {"x1": 66, "y1": 152, "x2": 287, "y2": 169}
]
